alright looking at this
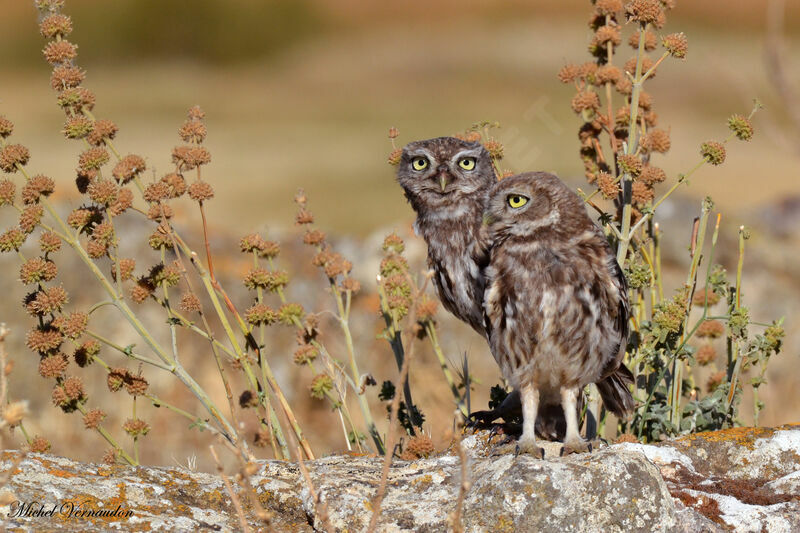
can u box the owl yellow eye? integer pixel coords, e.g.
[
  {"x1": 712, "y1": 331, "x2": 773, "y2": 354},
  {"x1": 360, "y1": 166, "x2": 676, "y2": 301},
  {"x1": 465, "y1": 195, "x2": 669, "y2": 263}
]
[
  {"x1": 411, "y1": 157, "x2": 428, "y2": 171},
  {"x1": 458, "y1": 157, "x2": 476, "y2": 170},
  {"x1": 507, "y1": 194, "x2": 528, "y2": 208}
]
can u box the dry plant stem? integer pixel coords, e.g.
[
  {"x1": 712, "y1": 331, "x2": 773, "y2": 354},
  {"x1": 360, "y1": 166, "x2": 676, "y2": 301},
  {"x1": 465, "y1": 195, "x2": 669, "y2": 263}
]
[
  {"x1": 209, "y1": 445, "x2": 251, "y2": 533},
  {"x1": 368, "y1": 290, "x2": 420, "y2": 531},
  {"x1": 0, "y1": 326, "x2": 8, "y2": 415},
  {"x1": 615, "y1": 24, "x2": 649, "y2": 266},
  {"x1": 726, "y1": 228, "x2": 747, "y2": 411},
  {"x1": 668, "y1": 207, "x2": 711, "y2": 425},
  {"x1": 424, "y1": 321, "x2": 468, "y2": 418},
  {"x1": 74, "y1": 403, "x2": 136, "y2": 465},
  {"x1": 292, "y1": 443, "x2": 332, "y2": 532}
]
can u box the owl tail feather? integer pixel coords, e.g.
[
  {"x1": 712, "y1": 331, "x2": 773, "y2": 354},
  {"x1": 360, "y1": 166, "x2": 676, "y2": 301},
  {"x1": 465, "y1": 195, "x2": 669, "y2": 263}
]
[{"x1": 597, "y1": 364, "x2": 635, "y2": 417}]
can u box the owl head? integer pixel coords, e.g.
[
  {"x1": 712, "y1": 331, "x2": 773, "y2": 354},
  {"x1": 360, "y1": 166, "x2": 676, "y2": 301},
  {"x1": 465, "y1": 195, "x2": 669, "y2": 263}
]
[
  {"x1": 396, "y1": 137, "x2": 495, "y2": 213},
  {"x1": 485, "y1": 172, "x2": 591, "y2": 239}
]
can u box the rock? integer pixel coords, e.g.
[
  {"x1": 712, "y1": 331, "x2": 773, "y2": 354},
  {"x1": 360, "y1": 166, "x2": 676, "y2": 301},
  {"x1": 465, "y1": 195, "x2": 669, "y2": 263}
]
[{"x1": 0, "y1": 425, "x2": 797, "y2": 532}]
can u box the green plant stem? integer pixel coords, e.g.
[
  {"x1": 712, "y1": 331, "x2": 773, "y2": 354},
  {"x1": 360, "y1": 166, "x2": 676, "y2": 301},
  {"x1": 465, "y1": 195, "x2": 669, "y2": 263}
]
[
  {"x1": 424, "y1": 321, "x2": 468, "y2": 418},
  {"x1": 725, "y1": 227, "x2": 747, "y2": 412},
  {"x1": 76, "y1": 404, "x2": 136, "y2": 465}
]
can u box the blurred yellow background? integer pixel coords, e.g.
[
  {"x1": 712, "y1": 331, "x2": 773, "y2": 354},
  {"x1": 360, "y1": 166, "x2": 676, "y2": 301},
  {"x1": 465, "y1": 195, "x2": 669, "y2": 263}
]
[{"x1": 0, "y1": 0, "x2": 798, "y2": 467}]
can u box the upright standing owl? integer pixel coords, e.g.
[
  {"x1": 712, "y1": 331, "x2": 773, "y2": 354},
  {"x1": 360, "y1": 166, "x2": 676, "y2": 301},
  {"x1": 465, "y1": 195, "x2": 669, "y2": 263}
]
[
  {"x1": 481, "y1": 172, "x2": 633, "y2": 456},
  {"x1": 395, "y1": 137, "x2": 496, "y2": 337}
]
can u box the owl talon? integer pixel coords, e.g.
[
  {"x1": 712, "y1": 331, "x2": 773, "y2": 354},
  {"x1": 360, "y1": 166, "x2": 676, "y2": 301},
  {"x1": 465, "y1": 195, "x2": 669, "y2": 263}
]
[{"x1": 559, "y1": 439, "x2": 593, "y2": 456}]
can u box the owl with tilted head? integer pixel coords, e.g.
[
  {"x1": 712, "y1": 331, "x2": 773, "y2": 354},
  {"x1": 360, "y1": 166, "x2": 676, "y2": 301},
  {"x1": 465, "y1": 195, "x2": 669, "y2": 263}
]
[
  {"x1": 395, "y1": 136, "x2": 496, "y2": 337},
  {"x1": 481, "y1": 172, "x2": 634, "y2": 456}
]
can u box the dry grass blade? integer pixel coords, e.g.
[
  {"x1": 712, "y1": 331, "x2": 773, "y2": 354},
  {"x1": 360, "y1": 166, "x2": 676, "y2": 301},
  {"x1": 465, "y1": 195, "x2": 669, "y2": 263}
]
[{"x1": 209, "y1": 445, "x2": 251, "y2": 533}]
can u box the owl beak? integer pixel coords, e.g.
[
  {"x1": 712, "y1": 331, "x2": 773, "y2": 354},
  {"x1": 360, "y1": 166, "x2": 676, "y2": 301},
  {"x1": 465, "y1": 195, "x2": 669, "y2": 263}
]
[{"x1": 439, "y1": 174, "x2": 448, "y2": 192}]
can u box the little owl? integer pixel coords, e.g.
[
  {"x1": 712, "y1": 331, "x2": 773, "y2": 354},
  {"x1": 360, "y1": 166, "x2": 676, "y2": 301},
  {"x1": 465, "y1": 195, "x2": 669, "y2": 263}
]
[
  {"x1": 395, "y1": 136, "x2": 495, "y2": 337},
  {"x1": 481, "y1": 172, "x2": 633, "y2": 456}
]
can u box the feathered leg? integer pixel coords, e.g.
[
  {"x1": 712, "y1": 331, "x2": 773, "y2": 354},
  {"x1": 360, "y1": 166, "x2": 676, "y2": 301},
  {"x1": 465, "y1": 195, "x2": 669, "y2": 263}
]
[{"x1": 560, "y1": 386, "x2": 591, "y2": 455}]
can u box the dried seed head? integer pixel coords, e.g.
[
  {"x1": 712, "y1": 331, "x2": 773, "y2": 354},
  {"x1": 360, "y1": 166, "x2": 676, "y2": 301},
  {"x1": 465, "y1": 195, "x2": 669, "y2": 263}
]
[
  {"x1": 624, "y1": 56, "x2": 656, "y2": 79},
  {"x1": 67, "y1": 208, "x2": 94, "y2": 229},
  {"x1": 187, "y1": 105, "x2": 205, "y2": 120},
  {"x1": 125, "y1": 374, "x2": 148, "y2": 396},
  {"x1": 78, "y1": 147, "x2": 109, "y2": 172},
  {"x1": 43, "y1": 40, "x2": 78, "y2": 65},
  {"x1": 86, "y1": 119, "x2": 118, "y2": 146},
  {"x1": 172, "y1": 146, "x2": 211, "y2": 170},
  {"x1": 38, "y1": 354, "x2": 68, "y2": 379},
  {"x1": 253, "y1": 428, "x2": 271, "y2": 448},
  {"x1": 596, "y1": 0, "x2": 624, "y2": 15},
  {"x1": 130, "y1": 279, "x2": 155, "y2": 303},
  {"x1": 3, "y1": 401, "x2": 29, "y2": 427},
  {"x1": 83, "y1": 409, "x2": 106, "y2": 429},
  {"x1": 295, "y1": 208, "x2": 314, "y2": 225},
  {"x1": 62, "y1": 115, "x2": 93, "y2": 140},
  {"x1": 26, "y1": 325, "x2": 62, "y2": 354},
  {"x1": 0, "y1": 228, "x2": 26, "y2": 253},
  {"x1": 727, "y1": 114, "x2": 754, "y2": 141},
  {"x1": 706, "y1": 371, "x2": 726, "y2": 392},
  {"x1": 86, "y1": 238, "x2": 107, "y2": 258},
  {"x1": 617, "y1": 153, "x2": 643, "y2": 176},
  {"x1": 111, "y1": 257, "x2": 135, "y2": 282},
  {"x1": 571, "y1": 90, "x2": 600, "y2": 113},
  {"x1": 239, "y1": 233, "x2": 266, "y2": 253},
  {"x1": 39, "y1": 14, "x2": 72, "y2": 38},
  {"x1": 593, "y1": 25, "x2": 621, "y2": 47},
  {"x1": 57, "y1": 87, "x2": 95, "y2": 113},
  {"x1": 484, "y1": 140, "x2": 504, "y2": 159},
  {"x1": 700, "y1": 141, "x2": 726, "y2": 165},
  {"x1": 21, "y1": 174, "x2": 55, "y2": 205},
  {"x1": 0, "y1": 116, "x2": 13, "y2": 138},
  {"x1": 637, "y1": 91, "x2": 653, "y2": 111},
  {"x1": 26, "y1": 285, "x2": 68, "y2": 316},
  {"x1": 388, "y1": 126, "x2": 399, "y2": 139},
  {"x1": 122, "y1": 418, "x2": 150, "y2": 437},
  {"x1": 146, "y1": 203, "x2": 173, "y2": 221},
  {"x1": 0, "y1": 179, "x2": 14, "y2": 206},
  {"x1": 340, "y1": 277, "x2": 361, "y2": 293},
  {"x1": 108, "y1": 187, "x2": 133, "y2": 217},
  {"x1": 244, "y1": 268, "x2": 288, "y2": 292},
  {"x1": 179, "y1": 120, "x2": 207, "y2": 144},
  {"x1": 102, "y1": 449, "x2": 116, "y2": 464},
  {"x1": 628, "y1": 29, "x2": 657, "y2": 51},
  {"x1": 641, "y1": 128, "x2": 670, "y2": 153},
  {"x1": 595, "y1": 65, "x2": 622, "y2": 85},
  {"x1": 382, "y1": 233, "x2": 405, "y2": 254},
  {"x1": 60, "y1": 311, "x2": 88, "y2": 339},
  {"x1": 379, "y1": 255, "x2": 409, "y2": 278},
  {"x1": 142, "y1": 182, "x2": 170, "y2": 203},
  {"x1": 694, "y1": 344, "x2": 717, "y2": 366},
  {"x1": 309, "y1": 374, "x2": 333, "y2": 400},
  {"x1": 626, "y1": 0, "x2": 665, "y2": 27},
  {"x1": 87, "y1": 179, "x2": 118, "y2": 207},
  {"x1": 19, "y1": 257, "x2": 58, "y2": 285},
  {"x1": 18, "y1": 205, "x2": 43, "y2": 234},
  {"x1": 29, "y1": 436, "x2": 51, "y2": 453},
  {"x1": 639, "y1": 165, "x2": 667, "y2": 185},
  {"x1": 187, "y1": 180, "x2": 214, "y2": 202},
  {"x1": 662, "y1": 32, "x2": 688, "y2": 59},
  {"x1": 150, "y1": 262, "x2": 180, "y2": 287},
  {"x1": 74, "y1": 339, "x2": 100, "y2": 367},
  {"x1": 615, "y1": 77, "x2": 633, "y2": 96},
  {"x1": 697, "y1": 319, "x2": 725, "y2": 339},
  {"x1": 0, "y1": 144, "x2": 31, "y2": 173},
  {"x1": 63, "y1": 376, "x2": 86, "y2": 401},
  {"x1": 148, "y1": 225, "x2": 173, "y2": 250},
  {"x1": 644, "y1": 110, "x2": 658, "y2": 127},
  {"x1": 239, "y1": 390, "x2": 259, "y2": 409},
  {"x1": 293, "y1": 344, "x2": 318, "y2": 365},
  {"x1": 50, "y1": 65, "x2": 85, "y2": 91},
  {"x1": 631, "y1": 180, "x2": 654, "y2": 206},
  {"x1": 278, "y1": 303, "x2": 304, "y2": 325},
  {"x1": 416, "y1": 296, "x2": 438, "y2": 322},
  {"x1": 112, "y1": 154, "x2": 146, "y2": 184},
  {"x1": 107, "y1": 368, "x2": 129, "y2": 392},
  {"x1": 596, "y1": 171, "x2": 619, "y2": 199},
  {"x1": 387, "y1": 148, "x2": 402, "y2": 166},
  {"x1": 245, "y1": 303, "x2": 277, "y2": 326},
  {"x1": 402, "y1": 435, "x2": 435, "y2": 460},
  {"x1": 692, "y1": 286, "x2": 721, "y2": 307},
  {"x1": 39, "y1": 231, "x2": 62, "y2": 253},
  {"x1": 179, "y1": 292, "x2": 201, "y2": 313},
  {"x1": 557, "y1": 63, "x2": 582, "y2": 83},
  {"x1": 160, "y1": 172, "x2": 186, "y2": 198},
  {"x1": 260, "y1": 240, "x2": 280, "y2": 259}
]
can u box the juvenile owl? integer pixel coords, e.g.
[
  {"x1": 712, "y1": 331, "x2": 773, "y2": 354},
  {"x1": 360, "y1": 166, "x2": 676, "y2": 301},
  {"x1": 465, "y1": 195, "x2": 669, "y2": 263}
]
[
  {"x1": 481, "y1": 172, "x2": 633, "y2": 456},
  {"x1": 395, "y1": 137, "x2": 496, "y2": 337}
]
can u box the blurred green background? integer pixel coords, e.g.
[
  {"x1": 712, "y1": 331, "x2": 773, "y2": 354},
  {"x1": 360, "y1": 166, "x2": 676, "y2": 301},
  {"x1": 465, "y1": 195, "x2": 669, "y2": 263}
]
[{"x1": 0, "y1": 0, "x2": 798, "y2": 465}]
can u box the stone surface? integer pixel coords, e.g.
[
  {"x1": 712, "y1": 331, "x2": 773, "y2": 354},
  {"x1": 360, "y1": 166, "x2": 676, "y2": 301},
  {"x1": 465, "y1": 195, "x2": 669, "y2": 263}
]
[{"x1": 0, "y1": 425, "x2": 797, "y2": 532}]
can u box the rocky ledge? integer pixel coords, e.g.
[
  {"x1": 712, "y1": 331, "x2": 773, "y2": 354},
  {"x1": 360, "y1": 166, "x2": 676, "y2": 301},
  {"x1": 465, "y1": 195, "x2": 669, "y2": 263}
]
[{"x1": 0, "y1": 425, "x2": 797, "y2": 532}]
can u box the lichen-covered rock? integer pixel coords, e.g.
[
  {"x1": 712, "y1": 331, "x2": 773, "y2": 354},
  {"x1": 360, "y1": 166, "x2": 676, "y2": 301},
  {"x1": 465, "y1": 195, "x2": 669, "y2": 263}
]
[{"x1": 0, "y1": 425, "x2": 797, "y2": 532}]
